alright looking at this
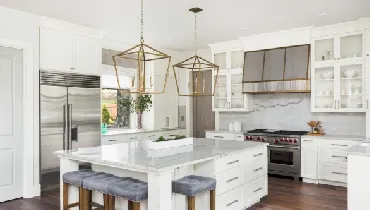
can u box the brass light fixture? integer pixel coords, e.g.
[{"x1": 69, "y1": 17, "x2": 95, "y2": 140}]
[
  {"x1": 112, "y1": 0, "x2": 171, "y2": 94},
  {"x1": 172, "y1": 7, "x2": 219, "y2": 96}
]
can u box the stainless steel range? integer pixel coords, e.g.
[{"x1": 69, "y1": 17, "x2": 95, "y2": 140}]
[{"x1": 244, "y1": 129, "x2": 308, "y2": 180}]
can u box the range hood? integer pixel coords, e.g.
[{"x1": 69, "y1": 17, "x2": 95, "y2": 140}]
[{"x1": 242, "y1": 44, "x2": 310, "y2": 94}]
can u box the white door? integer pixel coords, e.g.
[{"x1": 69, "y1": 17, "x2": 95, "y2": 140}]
[{"x1": 0, "y1": 46, "x2": 23, "y2": 201}]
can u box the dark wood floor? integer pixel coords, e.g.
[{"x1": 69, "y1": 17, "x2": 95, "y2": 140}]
[{"x1": 0, "y1": 177, "x2": 347, "y2": 210}]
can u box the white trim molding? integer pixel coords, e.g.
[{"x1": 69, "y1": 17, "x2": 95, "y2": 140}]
[{"x1": 0, "y1": 37, "x2": 37, "y2": 198}]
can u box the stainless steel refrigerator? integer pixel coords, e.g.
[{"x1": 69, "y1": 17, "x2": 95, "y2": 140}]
[{"x1": 40, "y1": 71, "x2": 101, "y2": 190}]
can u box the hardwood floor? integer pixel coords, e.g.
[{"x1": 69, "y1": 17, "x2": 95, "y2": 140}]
[{"x1": 0, "y1": 177, "x2": 347, "y2": 210}]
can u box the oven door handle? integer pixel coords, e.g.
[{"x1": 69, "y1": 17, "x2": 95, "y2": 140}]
[{"x1": 267, "y1": 145, "x2": 300, "y2": 150}]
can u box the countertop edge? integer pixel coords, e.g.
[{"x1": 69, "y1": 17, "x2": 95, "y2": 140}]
[
  {"x1": 302, "y1": 135, "x2": 365, "y2": 141},
  {"x1": 55, "y1": 142, "x2": 268, "y2": 173}
]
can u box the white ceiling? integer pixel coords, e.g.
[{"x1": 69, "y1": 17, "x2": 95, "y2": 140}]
[{"x1": 1, "y1": 0, "x2": 370, "y2": 51}]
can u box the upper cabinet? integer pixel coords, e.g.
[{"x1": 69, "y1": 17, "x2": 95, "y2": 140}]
[
  {"x1": 209, "y1": 41, "x2": 253, "y2": 112},
  {"x1": 311, "y1": 31, "x2": 367, "y2": 112},
  {"x1": 40, "y1": 27, "x2": 102, "y2": 75}
]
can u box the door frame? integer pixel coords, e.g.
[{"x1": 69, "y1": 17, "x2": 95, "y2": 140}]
[{"x1": 0, "y1": 37, "x2": 37, "y2": 198}]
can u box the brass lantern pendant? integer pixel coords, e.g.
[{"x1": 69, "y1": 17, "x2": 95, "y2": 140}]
[
  {"x1": 113, "y1": 0, "x2": 171, "y2": 94},
  {"x1": 173, "y1": 7, "x2": 219, "y2": 96}
]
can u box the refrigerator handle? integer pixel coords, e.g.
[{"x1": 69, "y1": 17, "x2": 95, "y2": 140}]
[
  {"x1": 63, "y1": 104, "x2": 67, "y2": 150},
  {"x1": 68, "y1": 104, "x2": 72, "y2": 149}
]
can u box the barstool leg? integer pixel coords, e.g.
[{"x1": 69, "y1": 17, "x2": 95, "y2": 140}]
[
  {"x1": 128, "y1": 201, "x2": 140, "y2": 210},
  {"x1": 79, "y1": 187, "x2": 84, "y2": 210},
  {"x1": 103, "y1": 194, "x2": 110, "y2": 210},
  {"x1": 108, "y1": 195, "x2": 115, "y2": 210},
  {"x1": 210, "y1": 189, "x2": 215, "y2": 210},
  {"x1": 187, "y1": 196, "x2": 195, "y2": 210},
  {"x1": 82, "y1": 189, "x2": 91, "y2": 210},
  {"x1": 63, "y1": 182, "x2": 69, "y2": 210}
]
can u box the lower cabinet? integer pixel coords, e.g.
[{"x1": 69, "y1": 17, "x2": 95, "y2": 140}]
[
  {"x1": 301, "y1": 136, "x2": 359, "y2": 186},
  {"x1": 195, "y1": 145, "x2": 268, "y2": 209},
  {"x1": 206, "y1": 131, "x2": 244, "y2": 141}
]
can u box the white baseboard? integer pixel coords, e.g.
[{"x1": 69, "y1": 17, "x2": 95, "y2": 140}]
[
  {"x1": 302, "y1": 178, "x2": 319, "y2": 184},
  {"x1": 319, "y1": 180, "x2": 347, "y2": 187}
]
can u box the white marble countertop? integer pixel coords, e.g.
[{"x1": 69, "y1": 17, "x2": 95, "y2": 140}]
[
  {"x1": 205, "y1": 129, "x2": 245, "y2": 135},
  {"x1": 55, "y1": 138, "x2": 267, "y2": 173},
  {"x1": 103, "y1": 127, "x2": 185, "y2": 136},
  {"x1": 348, "y1": 142, "x2": 370, "y2": 156},
  {"x1": 302, "y1": 134, "x2": 366, "y2": 141}
]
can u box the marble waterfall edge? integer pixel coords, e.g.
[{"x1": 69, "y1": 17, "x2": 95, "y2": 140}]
[{"x1": 143, "y1": 137, "x2": 194, "y2": 150}]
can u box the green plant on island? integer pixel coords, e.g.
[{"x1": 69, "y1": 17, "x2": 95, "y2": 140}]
[{"x1": 154, "y1": 135, "x2": 187, "y2": 142}]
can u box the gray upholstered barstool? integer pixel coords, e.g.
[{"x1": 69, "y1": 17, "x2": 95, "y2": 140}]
[
  {"x1": 107, "y1": 178, "x2": 148, "y2": 210},
  {"x1": 82, "y1": 173, "x2": 128, "y2": 210},
  {"x1": 172, "y1": 175, "x2": 216, "y2": 210},
  {"x1": 62, "y1": 169, "x2": 104, "y2": 210}
]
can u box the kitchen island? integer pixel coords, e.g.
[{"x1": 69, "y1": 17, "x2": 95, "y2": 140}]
[{"x1": 55, "y1": 138, "x2": 268, "y2": 210}]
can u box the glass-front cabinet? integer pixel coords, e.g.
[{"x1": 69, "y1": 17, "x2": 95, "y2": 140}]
[
  {"x1": 312, "y1": 61, "x2": 365, "y2": 112},
  {"x1": 312, "y1": 30, "x2": 366, "y2": 112},
  {"x1": 212, "y1": 68, "x2": 252, "y2": 111}
]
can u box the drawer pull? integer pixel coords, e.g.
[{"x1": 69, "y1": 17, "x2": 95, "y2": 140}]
[
  {"x1": 226, "y1": 177, "x2": 239, "y2": 183},
  {"x1": 332, "y1": 172, "x2": 347, "y2": 175},
  {"x1": 331, "y1": 144, "x2": 348, "y2": 147},
  {"x1": 235, "y1": 136, "x2": 242, "y2": 138},
  {"x1": 303, "y1": 140, "x2": 313, "y2": 142},
  {"x1": 226, "y1": 200, "x2": 239, "y2": 207},
  {"x1": 253, "y1": 187, "x2": 263, "y2": 193},
  {"x1": 129, "y1": 137, "x2": 137, "y2": 140},
  {"x1": 148, "y1": 135, "x2": 156, "y2": 137},
  {"x1": 169, "y1": 135, "x2": 177, "y2": 136},
  {"x1": 253, "y1": 167, "x2": 263, "y2": 172},
  {"x1": 108, "y1": 140, "x2": 116, "y2": 142},
  {"x1": 253, "y1": 153, "x2": 263, "y2": 157},
  {"x1": 227, "y1": 160, "x2": 239, "y2": 165},
  {"x1": 214, "y1": 136, "x2": 224, "y2": 138},
  {"x1": 332, "y1": 155, "x2": 347, "y2": 159}
]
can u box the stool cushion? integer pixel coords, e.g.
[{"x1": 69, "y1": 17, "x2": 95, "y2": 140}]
[
  {"x1": 83, "y1": 174, "x2": 130, "y2": 194},
  {"x1": 172, "y1": 175, "x2": 216, "y2": 196},
  {"x1": 63, "y1": 170, "x2": 104, "y2": 186},
  {"x1": 108, "y1": 178, "x2": 148, "y2": 202}
]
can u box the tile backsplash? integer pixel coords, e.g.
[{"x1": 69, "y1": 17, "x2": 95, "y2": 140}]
[{"x1": 219, "y1": 93, "x2": 366, "y2": 136}]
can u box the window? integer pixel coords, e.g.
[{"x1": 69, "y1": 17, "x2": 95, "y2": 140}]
[{"x1": 102, "y1": 88, "x2": 131, "y2": 128}]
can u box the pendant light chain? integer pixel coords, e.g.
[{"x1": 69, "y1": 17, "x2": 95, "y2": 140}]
[
  {"x1": 194, "y1": 12, "x2": 198, "y2": 55},
  {"x1": 140, "y1": 0, "x2": 144, "y2": 42}
]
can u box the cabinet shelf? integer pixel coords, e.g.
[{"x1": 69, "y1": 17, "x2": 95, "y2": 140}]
[{"x1": 340, "y1": 77, "x2": 362, "y2": 80}]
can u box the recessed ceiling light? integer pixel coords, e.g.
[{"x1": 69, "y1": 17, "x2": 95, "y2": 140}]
[{"x1": 317, "y1": 12, "x2": 327, "y2": 16}]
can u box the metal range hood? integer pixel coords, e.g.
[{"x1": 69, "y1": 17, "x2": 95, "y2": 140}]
[{"x1": 242, "y1": 44, "x2": 311, "y2": 94}]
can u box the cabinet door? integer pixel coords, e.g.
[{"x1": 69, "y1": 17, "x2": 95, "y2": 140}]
[
  {"x1": 312, "y1": 64, "x2": 336, "y2": 112},
  {"x1": 229, "y1": 69, "x2": 245, "y2": 110},
  {"x1": 313, "y1": 36, "x2": 335, "y2": 62},
  {"x1": 74, "y1": 35, "x2": 101, "y2": 75},
  {"x1": 366, "y1": 58, "x2": 370, "y2": 112},
  {"x1": 338, "y1": 31, "x2": 365, "y2": 62},
  {"x1": 40, "y1": 28, "x2": 73, "y2": 71},
  {"x1": 213, "y1": 71, "x2": 228, "y2": 111},
  {"x1": 337, "y1": 61, "x2": 365, "y2": 112},
  {"x1": 301, "y1": 139, "x2": 318, "y2": 180},
  {"x1": 214, "y1": 52, "x2": 227, "y2": 70},
  {"x1": 230, "y1": 50, "x2": 244, "y2": 69}
]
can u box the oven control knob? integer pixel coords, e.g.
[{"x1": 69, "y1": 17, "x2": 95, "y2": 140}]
[
  {"x1": 274, "y1": 139, "x2": 278, "y2": 143},
  {"x1": 250, "y1": 136, "x2": 254, "y2": 140},
  {"x1": 280, "y1": 138, "x2": 284, "y2": 142},
  {"x1": 285, "y1": 139, "x2": 288, "y2": 143},
  {"x1": 262, "y1": 139, "x2": 266, "y2": 142},
  {"x1": 289, "y1": 139, "x2": 293, "y2": 143},
  {"x1": 294, "y1": 139, "x2": 298, "y2": 143},
  {"x1": 257, "y1": 137, "x2": 261, "y2": 141},
  {"x1": 246, "y1": 136, "x2": 250, "y2": 140}
]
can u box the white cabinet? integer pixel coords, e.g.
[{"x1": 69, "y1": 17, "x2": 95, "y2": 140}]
[
  {"x1": 311, "y1": 31, "x2": 366, "y2": 112},
  {"x1": 74, "y1": 35, "x2": 101, "y2": 75},
  {"x1": 40, "y1": 28, "x2": 74, "y2": 72},
  {"x1": 348, "y1": 154, "x2": 370, "y2": 210},
  {"x1": 301, "y1": 138, "x2": 318, "y2": 181},
  {"x1": 40, "y1": 27, "x2": 101, "y2": 75},
  {"x1": 209, "y1": 42, "x2": 253, "y2": 112},
  {"x1": 213, "y1": 69, "x2": 253, "y2": 112}
]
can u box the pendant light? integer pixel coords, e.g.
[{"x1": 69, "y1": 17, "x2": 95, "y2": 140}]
[
  {"x1": 172, "y1": 7, "x2": 219, "y2": 96},
  {"x1": 113, "y1": 0, "x2": 172, "y2": 94}
]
